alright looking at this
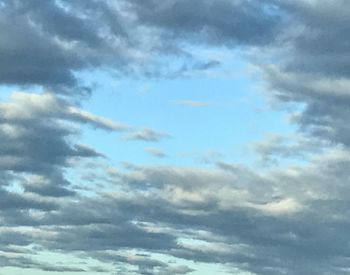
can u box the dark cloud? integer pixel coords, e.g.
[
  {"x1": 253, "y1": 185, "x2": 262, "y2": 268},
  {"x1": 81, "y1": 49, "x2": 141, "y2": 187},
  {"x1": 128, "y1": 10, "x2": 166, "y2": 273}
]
[
  {"x1": 0, "y1": 92, "x2": 124, "y2": 196},
  {"x1": 0, "y1": 188, "x2": 57, "y2": 211},
  {"x1": 1, "y1": 150, "x2": 350, "y2": 274},
  {"x1": 0, "y1": 0, "x2": 286, "y2": 93},
  {"x1": 255, "y1": 0, "x2": 350, "y2": 148},
  {"x1": 0, "y1": 151, "x2": 348, "y2": 274},
  {"x1": 21, "y1": 175, "x2": 76, "y2": 198},
  {"x1": 129, "y1": 0, "x2": 283, "y2": 46},
  {"x1": 274, "y1": 0, "x2": 350, "y2": 78},
  {"x1": 0, "y1": 0, "x2": 130, "y2": 94},
  {"x1": 0, "y1": 89, "x2": 129, "y2": 255},
  {"x1": 81, "y1": 156, "x2": 350, "y2": 274}
]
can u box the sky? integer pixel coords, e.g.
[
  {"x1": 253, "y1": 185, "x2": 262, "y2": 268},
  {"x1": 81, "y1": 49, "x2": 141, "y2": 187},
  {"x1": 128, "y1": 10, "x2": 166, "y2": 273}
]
[{"x1": 1, "y1": 0, "x2": 350, "y2": 274}]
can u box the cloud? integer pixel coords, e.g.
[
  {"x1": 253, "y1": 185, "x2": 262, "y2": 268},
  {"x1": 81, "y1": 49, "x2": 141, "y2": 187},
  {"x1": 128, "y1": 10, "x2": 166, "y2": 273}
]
[
  {"x1": 252, "y1": 133, "x2": 330, "y2": 164},
  {"x1": 124, "y1": 128, "x2": 170, "y2": 142},
  {"x1": 0, "y1": 0, "x2": 133, "y2": 94},
  {"x1": 173, "y1": 100, "x2": 210, "y2": 107},
  {"x1": 1, "y1": 151, "x2": 350, "y2": 274},
  {"x1": 145, "y1": 147, "x2": 167, "y2": 158},
  {"x1": 1, "y1": 1, "x2": 350, "y2": 274},
  {"x1": 0, "y1": 91, "x2": 125, "y2": 198},
  {"x1": 128, "y1": 0, "x2": 283, "y2": 46},
  {"x1": 254, "y1": 0, "x2": 350, "y2": 149},
  {"x1": 194, "y1": 60, "x2": 221, "y2": 71},
  {"x1": 1, "y1": 145, "x2": 350, "y2": 274},
  {"x1": 250, "y1": 197, "x2": 303, "y2": 215},
  {"x1": 0, "y1": 0, "x2": 285, "y2": 94},
  {"x1": 0, "y1": 188, "x2": 57, "y2": 211},
  {"x1": 0, "y1": 254, "x2": 86, "y2": 273}
]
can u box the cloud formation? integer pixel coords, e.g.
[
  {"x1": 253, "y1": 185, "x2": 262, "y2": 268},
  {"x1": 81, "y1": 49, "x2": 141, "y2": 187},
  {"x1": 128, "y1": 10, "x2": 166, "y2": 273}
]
[
  {"x1": 0, "y1": 0, "x2": 132, "y2": 94},
  {"x1": 0, "y1": 0, "x2": 285, "y2": 94},
  {"x1": 0, "y1": 91, "x2": 124, "y2": 198},
  {"x1": 257, "y1": 1, "x2": 350, "y2": 148},
  {"x1": 3, "y1": 150, "x2": 350, "y2": 274},
  {"x1": 1, "y1": 0, "x2": 350, "y2": 274}
]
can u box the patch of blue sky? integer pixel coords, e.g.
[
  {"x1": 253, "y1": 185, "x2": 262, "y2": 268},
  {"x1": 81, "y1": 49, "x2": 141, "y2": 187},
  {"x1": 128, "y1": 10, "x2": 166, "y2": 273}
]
[
  {"x1": 0, "y1": 85, "x2": 22, "y2": 100},
  {"x1": 78, "y1": 55, "x2": 297, "y2": 169}
]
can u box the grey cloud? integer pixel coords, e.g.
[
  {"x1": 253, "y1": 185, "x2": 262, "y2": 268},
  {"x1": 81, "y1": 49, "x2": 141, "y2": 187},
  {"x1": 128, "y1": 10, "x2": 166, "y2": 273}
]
[
  {"x1": 274, "y1": 0, "x2": 350, "y2": 78},
  {"x1": 21, "y1": 175, "x2": 76, "y2": 198},
  {"x1": 0, "y1": 188, "x2": 57, "y2": 211},
  {"x1": 1, "y1": 1, "x2": 350, "y2": 274},
  {"x1": 0, "y1": 93, "x2": 122, "y2": 163},
  {"x1": 0, "y1": 0, "x2": 286, "y2": 93},
  {"x1": 129, "y1": 0, "x2": 283, "y2": 46},
  {"x1": 0, "y1": 0, "x2": 344, "y2": 152},
  {"x1": 145, "y1": 147, "x2": 167, "y2": 158},
  {"x1": 0, "y1": 91, "x2": 125, "y2": 200},
  {"x1": 124, "y1": 128, "x2": 170, "y2": 142},
  {"x1": 0, "y1": 92, "x2": 126, "y2": 131},
  {"x1": 89, "y1": 252, "x2": 193, "y2": 275},
  {"x1": 106, "y1": 156, "x2": 350, "y2": 274},
  {"x1": 0, "y1": 255, "x2": 86, "y2": 273},
  {"x1": 0, "y1": 0, "x2": 130, "y2": 93},
  {"x1": 2, "y1": 152, "x2": 350, "y2": 274},
  {"x1": 194, "y1": 60, "x2": 221, "y2": 71},
  {"x1": 255, "y1": 0, "x2": 350, "y2": 148},
  {"x1": 88, "y1": 266, "x2": 111, "y2": 273},
  {"x1": 252, "y1": 134, "x2": 329, "y2": 164},
  {"x1": 45, "y1": 224, "x2": 177, "y2": 252},
  {"x1": 163, "y1": 60, "x2": 223, "y2": 78}
]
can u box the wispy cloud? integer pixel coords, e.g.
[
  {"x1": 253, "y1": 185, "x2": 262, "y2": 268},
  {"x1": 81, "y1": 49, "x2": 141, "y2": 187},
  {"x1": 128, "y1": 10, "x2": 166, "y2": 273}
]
[
  {"x1": 123, "y1": 128, "x2": 170, "y2": 142},
  {"x1": 145, "y1": 147, "x2": 167, "y2": 158},
  {"x1": 173, "y1": 100, "x2": 211, "y2": 107}
]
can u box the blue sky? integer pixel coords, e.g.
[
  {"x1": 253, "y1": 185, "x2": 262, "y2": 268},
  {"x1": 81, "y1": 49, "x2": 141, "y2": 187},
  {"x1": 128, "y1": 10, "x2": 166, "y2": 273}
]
[
  {"x1": 1, "y1": 1, "x2": 350, "y2": 275},
  {"x1": 80, "y1": 58, "x2": 295, "y2": 169}
]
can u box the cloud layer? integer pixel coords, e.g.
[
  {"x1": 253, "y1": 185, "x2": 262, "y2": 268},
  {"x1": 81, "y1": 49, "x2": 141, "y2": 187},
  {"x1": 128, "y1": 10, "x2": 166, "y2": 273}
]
[
  {"x1": 3, "y1": 149, "x2": 350, "y2": 274},
  {"x1": 0, "y1": 0, "x2": 283, "y2": 94},
  {"x1": 1, "y1": 0, "x2": 350, "y2": 274}
]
